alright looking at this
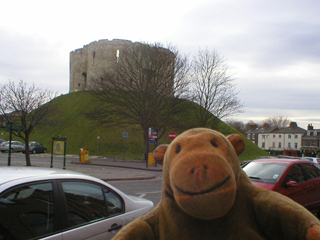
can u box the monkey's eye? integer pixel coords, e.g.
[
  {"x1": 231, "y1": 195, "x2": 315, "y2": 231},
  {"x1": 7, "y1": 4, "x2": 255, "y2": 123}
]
[
  {"x1": 211, "y1": 141, "x2": 218, "y2": 148},
  {"x1": 176, "y1": 145, "x2": 181, "y2": 153}
]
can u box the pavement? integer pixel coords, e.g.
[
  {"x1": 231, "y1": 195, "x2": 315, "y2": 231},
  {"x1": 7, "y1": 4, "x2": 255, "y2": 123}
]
[
  {"x1": 0, "y1": 154, "x2": 163, "y2": 182},
  {"x1": 69, "y1": 156, "x2": 163, "y2": 181}
]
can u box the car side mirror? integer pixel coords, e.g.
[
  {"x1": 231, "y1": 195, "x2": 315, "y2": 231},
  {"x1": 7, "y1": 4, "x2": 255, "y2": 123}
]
[{"x1": 286, "y1": 181, "x2": 298, "y2": 187}]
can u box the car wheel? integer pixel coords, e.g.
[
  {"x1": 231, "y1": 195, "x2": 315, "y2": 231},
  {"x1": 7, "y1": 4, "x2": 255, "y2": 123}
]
[{"x1": 32, "y1": 150, "x2": 36, "y2": 154}]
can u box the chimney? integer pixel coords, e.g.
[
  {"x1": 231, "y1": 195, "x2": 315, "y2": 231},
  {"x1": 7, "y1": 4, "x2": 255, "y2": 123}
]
[
  {"x1": 289, "y1": 122, "x2": 297, "y2": 128},
  {"x1": 307, "y1": 124, "x2": 314, "y2": 130}
]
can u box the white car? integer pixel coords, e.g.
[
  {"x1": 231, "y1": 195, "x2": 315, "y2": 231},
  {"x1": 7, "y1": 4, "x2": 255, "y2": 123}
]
[
  {"x1": 0, "y1": 141, "x2": 24, "y2": 152},
  {"x1": 0, "y1": 167, "x2": 154, "y2": 240}
]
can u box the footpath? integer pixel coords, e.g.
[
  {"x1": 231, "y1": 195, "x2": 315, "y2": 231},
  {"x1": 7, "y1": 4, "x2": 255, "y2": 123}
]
[
  {"x1": 0, "y1": 153, "x2": 162, "y2": 182},
  {"x1": 69, "y1": 156, "x2": 163, "y2": 181}
]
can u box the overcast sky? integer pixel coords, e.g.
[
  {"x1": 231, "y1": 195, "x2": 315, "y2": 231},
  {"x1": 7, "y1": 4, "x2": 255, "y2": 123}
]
[{"x1": 1, "y1": 0, "x2": 319, "y2": 129}]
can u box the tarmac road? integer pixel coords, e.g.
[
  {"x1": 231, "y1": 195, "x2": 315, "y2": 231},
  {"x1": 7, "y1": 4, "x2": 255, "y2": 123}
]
[{"x1": 0, "y1": 152, "x2": 163, "y2": 181}]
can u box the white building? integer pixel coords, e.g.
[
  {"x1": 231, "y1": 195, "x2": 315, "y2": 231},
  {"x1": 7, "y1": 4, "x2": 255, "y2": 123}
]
[{"x1": 247, "y1": 122, "x2": 306, "y2": 156}]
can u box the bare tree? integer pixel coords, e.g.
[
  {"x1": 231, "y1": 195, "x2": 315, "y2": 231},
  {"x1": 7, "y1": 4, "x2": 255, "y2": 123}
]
[
  {"x1": 0, "y1": 80, "x2": 56, "y2": 166},
  {"x1": 225, "y1": 119, "x2": 246, "y2": 134},
  {"x1": 190, "y1": 48, "x2": 244, "y2": 128},
  {"x1": 263, "y1": 116, "x2": 291, "y2": 129},
  {"x1": 89, "y1": 42, "x2": 190, "y2": 143}
]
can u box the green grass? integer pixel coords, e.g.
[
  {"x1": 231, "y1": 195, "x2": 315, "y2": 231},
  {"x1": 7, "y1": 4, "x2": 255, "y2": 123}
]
[{"x1": 1, "y1": 91, "x2": 268, "y2": 161}]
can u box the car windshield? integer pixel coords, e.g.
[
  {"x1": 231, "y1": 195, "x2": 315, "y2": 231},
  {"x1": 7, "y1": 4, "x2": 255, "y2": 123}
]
[{"x1": 243, "y1": 162, "x2": 287, "y2": 184}]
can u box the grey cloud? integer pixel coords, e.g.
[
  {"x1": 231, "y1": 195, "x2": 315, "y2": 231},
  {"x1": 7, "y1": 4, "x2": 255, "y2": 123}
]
[
  {"x1": 177, "y1": 1, "x2": 320, "y2": 68},
  {"x1": 0, "y1": 27, "x2": 68, "y2": 92}
]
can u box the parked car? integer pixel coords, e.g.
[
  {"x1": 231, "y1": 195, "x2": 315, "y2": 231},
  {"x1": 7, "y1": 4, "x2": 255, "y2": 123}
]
[
  {"x1": 22, "y1": 141, "x2": 47, "y2": 154},
  {"x1": 243, "y1": 158, "x2": 320, "y2": 215},
  {"x1": 0, "y1": 139, "x2": 5, "y2": 145},
  {"x1": 254, "y1": 156, "x2": 277, "y2": 160},
  {"x1": 274, "y1": 155, "x2": 301, "y2": 159},
  {"x1": 0, "y1": 141, "x2": 24, "y2": 152},
  {"x1": 0, "y1": 167, "x2": 154, "y2": 240},
  {"x1": 240, "y1": 160, "x2": 252, "y2": 167},
  {"x1": 301, "y1": 157, "x2": 320, "y2": 165}
]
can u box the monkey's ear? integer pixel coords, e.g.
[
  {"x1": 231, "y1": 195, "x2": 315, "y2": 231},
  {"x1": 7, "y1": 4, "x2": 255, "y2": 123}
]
[
  {"x1": 227, "y1": 134, "x2": 245, "y2": 156},
  {"x1": 153, "y1": 144, "x2": 169, "y2": 165}
]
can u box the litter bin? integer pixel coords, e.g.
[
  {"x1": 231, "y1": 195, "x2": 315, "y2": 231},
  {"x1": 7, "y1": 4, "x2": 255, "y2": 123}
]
[{"x1": 80, "y1": 148, "x2": 90, "y2": 163}]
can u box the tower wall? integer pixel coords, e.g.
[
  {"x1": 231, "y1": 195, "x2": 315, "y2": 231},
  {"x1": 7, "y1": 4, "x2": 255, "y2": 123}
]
[{"x1": 69, "y1": 39, "x2": 136, "y2": 93}]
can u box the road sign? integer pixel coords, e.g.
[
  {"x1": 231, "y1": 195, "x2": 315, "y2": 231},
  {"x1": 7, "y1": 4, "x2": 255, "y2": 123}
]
[
  {"x1": 5, "y1": 122, "x2": 24, "y2": 131},
  {"x1": 169, "y1": 131, "x2": 176, "y2": 140},
  {"x1": 51, "y1": 136, "x2": 67, "y2": 169},
  {"x1": 148, "y1": 128, "x2": 158, "y2": 144},
  {"x1": 123, "y1": 132, "x2": 128, "y2": 138}
]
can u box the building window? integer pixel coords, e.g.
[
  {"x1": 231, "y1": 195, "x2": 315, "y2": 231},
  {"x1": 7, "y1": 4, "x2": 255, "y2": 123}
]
[
  {"x1": 288, "y1": 135, "x2": 292, "y2": 139},
  {"x1": 314, "y1": 131, "x2": 318, "y2": 136},
  {"x1": 307, "y1": 131, "x2": 311, "y2": 136},
  {"x1": 303, "y1": 140, "x2": 309, "y2": 146},
  {"x1": 288, "y1": 142, "x2": 291, "y2": 148},
  {"x1": 262, "y1": 135, "x2": 265, "y2": 139},
  {"x1": 262, "y1": 142, "x2": 265, "y2": 148},
  {"x1": 294, "y1": 135, "x2": 298, "y2": 139},
  {"x1": 247, "y1": 133, "x2": 250, "y2": 138},
  {"x1": 295, "y1": 143, "x2": 298, "y2": 148},
  {"x1": 273, "y1": 135, "x2": 276, "y2": 138},
  {"x1": 272, "y1": 142, "x2": 275, "y2": 148},
  {"x1": 278, "y1": 142, "x2": 282, "y2": 148},
  {"x1": 279, "y1": 135, "x2": 282, "y2": 138},
  {"x1": 93, "y1": 51, "x2": 96, "y2": 66}
]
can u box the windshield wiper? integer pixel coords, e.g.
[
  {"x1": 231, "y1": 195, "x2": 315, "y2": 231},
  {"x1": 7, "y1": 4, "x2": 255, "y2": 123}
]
[{"x1": 249, "y1": 176, "x2": 264, "y2": 182}]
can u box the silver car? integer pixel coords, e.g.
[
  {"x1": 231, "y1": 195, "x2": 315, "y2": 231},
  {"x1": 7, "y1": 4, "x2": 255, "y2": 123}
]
[
  {"x1": 0, "y1": 141, "x2": 24, "y2": 153},
  {"x1": 0, "y1": 167, "x2": 154, "y2": 240}
]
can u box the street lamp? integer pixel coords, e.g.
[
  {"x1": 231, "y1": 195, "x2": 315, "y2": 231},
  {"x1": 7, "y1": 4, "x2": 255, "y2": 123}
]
[{"x1": 97, "y1": 136, "x2": 100, "y2": 155}]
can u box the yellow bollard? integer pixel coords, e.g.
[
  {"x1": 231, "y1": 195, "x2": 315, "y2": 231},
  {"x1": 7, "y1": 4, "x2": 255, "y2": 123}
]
[{"x1": 148, "y1": 153, "x2": 155, "y2": 166}]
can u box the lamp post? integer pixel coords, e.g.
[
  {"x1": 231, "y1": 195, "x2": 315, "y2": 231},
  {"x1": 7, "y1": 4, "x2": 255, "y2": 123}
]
[
  {"x1": 97, "y1": 136, "x2": 100, "y2": 155},
  {"x1": 7, "y1": 121, "x2": 13, "y2": 166}
]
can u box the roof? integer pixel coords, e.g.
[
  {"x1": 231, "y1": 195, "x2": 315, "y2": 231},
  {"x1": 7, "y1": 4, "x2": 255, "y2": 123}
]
[
  {"x1": 246, "y1": 126, "x2": 278, "y2": 134},
  {"x1": 273, "y1": 126, "x2": 306, "y2": 134},
  {"x1": 250, "y1": 158, "x2": 312, "y2": 165},
  {"x1": 0, "y1": 166, "x2": 93, "y2": 186},
  {"x1": 302, "y1": 129, "x2": 320, "y2": 139}
]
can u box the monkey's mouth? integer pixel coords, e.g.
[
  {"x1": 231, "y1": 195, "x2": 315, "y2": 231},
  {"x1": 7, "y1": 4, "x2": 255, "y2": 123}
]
[{"x1": 174, "y1": 175, "x2": 231, "y2": 196}]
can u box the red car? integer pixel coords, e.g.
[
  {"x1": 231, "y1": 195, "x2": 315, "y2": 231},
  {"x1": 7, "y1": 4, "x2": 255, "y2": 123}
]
[{"x1": 242, "y1": 158, "x2": 320, "y2": 215}]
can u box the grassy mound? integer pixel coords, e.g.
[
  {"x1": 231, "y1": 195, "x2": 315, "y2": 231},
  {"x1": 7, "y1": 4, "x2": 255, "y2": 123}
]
[{"x1": 2, "y1": 91, "x2": 268, "y2": 161}]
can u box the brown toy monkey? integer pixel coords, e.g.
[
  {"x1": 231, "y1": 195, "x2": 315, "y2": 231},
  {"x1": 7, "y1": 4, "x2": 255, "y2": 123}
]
[{"x1": 112, "y1": 128, "x2": 320, "y2": 240}]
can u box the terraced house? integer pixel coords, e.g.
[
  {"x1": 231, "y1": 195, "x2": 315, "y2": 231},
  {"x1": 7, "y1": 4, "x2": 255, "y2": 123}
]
[
  {"x1": 246, "y1": 122, "x2": 319, "y2": 157},
  {"x1": 301, "y1": 124, "x2": 320, "y2": 157}
]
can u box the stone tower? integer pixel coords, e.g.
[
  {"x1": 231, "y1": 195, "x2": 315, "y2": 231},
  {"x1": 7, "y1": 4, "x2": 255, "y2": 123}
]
[{"x1": 69, "y1": 39, "x2": 141, "y2": 93}]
